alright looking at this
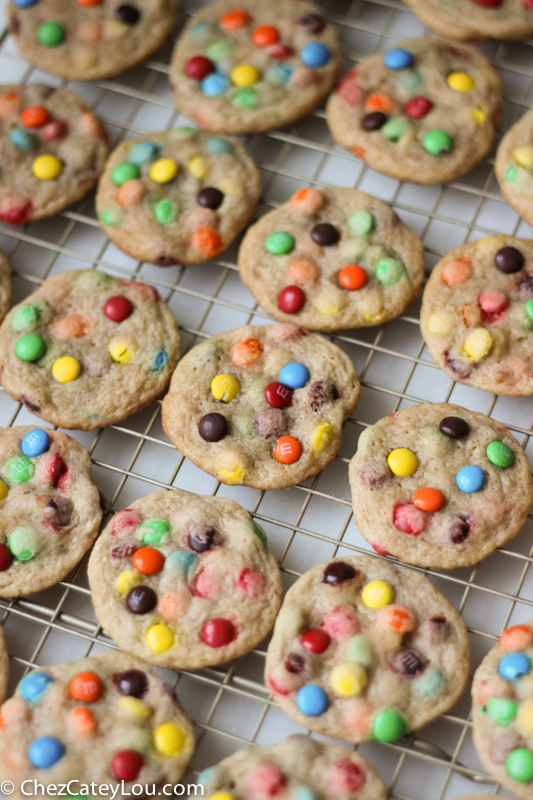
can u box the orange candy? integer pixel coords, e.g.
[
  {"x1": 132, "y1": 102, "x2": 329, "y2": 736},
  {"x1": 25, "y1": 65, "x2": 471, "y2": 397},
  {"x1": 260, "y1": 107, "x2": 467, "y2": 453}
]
[
  {"x1": 365, "y1": 92, "x2": 395, "y2": 114},
  {"x1": 441, "y1": 256, "x2": 472, "y2": 287},
  {"x1": 290, "y1": 187, "x2": 324, "y2": 215},
  {"x1": 273, "y1": 435, "x2": 303, "y2": 464},
  {"x1": 116, "y1": 179, "x2": 145, "y2": 208},
  {"x1": 380, "y1": 604, "x2": 416, "y2": 634},
  {"x1": 158, "y1": 592, "x2": 190, "y2": 621},
  {"x1": 76, "y1": 0, "x2": 102, "y2": 5},
  {"x1": 69, "y1": 671, "x2": 103, "y2": 703},
  {"x1": 21, "y1": 106, "x2": 50, "y2": 128},
  {"x1": 499, "y1": 624, "x2": 533, "y2": 651},
  {"x1": 231, "y1": 338, "x2": 264, "y2": 368},
  {"x1": 339, "y1": 265, "x2": 367, "y2": 291},
  {"x1": 53, "y1": 313, "x2": 92, "y2": 340},
  {"x1": 132, "y1": 546, "x2": 165, "y2": 575},
  {"x1": 252, "y1": 25, "x2": 279, "y2": 47},
  {"x1": 220, "y1": 9, "x2": 249, "y2": 29},
  {"x1": 78, "y1": 21, "x2": 104, "y2": 42},
  {"x1": 287, "y1": 258, "x2": 320, "y2": 287},
  {"x1": 191, "y1": 226, "x2": 223, "y2": 259},
  {"x1": 413, "y1": 487, "x2": 445, "y2": 512},
  {"x1": 69, "y1": 706, "x2": 97, "y2": 736},
  {"x1": 0, "y1": 92, "x2": 20, "y2": 119}
]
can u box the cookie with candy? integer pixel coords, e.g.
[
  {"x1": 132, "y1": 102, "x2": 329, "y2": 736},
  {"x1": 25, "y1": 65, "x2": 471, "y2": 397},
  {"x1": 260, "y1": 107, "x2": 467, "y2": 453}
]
[
  {"x1": 403, "y1": 0, "x2": 533, "y2": 42},
  {"x1": 496, "y1": 111, "x2": 533, "y2": 230}
]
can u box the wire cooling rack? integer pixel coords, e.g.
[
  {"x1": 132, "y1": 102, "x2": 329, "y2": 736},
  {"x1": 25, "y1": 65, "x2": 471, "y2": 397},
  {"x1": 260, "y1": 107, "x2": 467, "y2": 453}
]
[{"x1": 1, "y1": 0, "x2": 533, "y2": 797}]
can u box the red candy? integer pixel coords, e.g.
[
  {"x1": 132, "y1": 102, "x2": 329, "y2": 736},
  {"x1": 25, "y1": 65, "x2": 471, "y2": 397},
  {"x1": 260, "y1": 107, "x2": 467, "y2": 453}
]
[
  {"x1": 265, "y1": 382, "x2": 292, "y2": 409},
  {"x1": 393, "y1": 503, "x2": 428, "y2": 536},
  {"x1": 201, "y1": 618, "x2": 235, "y2": 648},
  {"x1": 0, "y1": 196, "x2": 33, "y2": 226},
  {"x1": 246, "y1": 765, "x2": 288, "y2": 797},
  {"x1": 478, "y1": 290, "x2": 508, "y2": 323},
  {"x1": 126, "y1": 281, "x2": 160, "y2": 302},
  {"x1": 184, "y1": 56, "x2": 215, "y2": 80},
  {"x1": 111, "y1": 750, "x2": 144, "y2": 782},
  {"x1": 39, "y1": 454, "x2": 68, "y2": 490},
  {"x1": 104, "y1": 296, "x2": 133, "y2": 322},
  {"x1": 404, "y1": 97, "x2": 433, "y2": 119},
  {"x1": 112, "y1": 508, "x2": 141, "y2": 536},
  {"x1": 266, "y1": 43, "x2": 294, "y2": 60},
  {"x1": 300, "y1": 628, "x2": 331, "y2": 654},
  {"x1": 278, "y1": 286, "x2": 304, "y2": 314},
  {"x1": 0, "y1": 544, "x2": 12, "y2": 572},
  {"x1": 470, "y1": 0, "x2": 501, "y2": 6},
  {"x1": 371, "y1": 542, "x2": 394, "y2": 557},
  {"x1": 322, "y1": 608, "x2": 360, "y2": 639},
  {"x1": 43, "y1": 120, "x2": 68, "y2": 141},
  {"x1": 328, "y1": 761, "x2": 366, "y2": 792},
  {"x1": 335, "y1": 69, "x2": 363, "y2": 106}
]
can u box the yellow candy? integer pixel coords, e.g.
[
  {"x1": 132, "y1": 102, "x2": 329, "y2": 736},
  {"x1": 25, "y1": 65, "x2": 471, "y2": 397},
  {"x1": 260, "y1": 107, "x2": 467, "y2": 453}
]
[
  {"x1": 231, "y1": 64, "x2": 260, "y2": 87},
  {"x1": 447, "y1": 72, "x2": 475, "y2": 92},
  {"x1": 514, "y1": 146, "x2": 533, "y2": 170},
  {"x1": 211, "y1": 374, "x2": 240, "y2": 402},
  {"x1": 149, "y1": 158, "x2": 178, "y2": 184},
  {"x1": 116, "y1": 570, "x2": 142, "y2": 595},
  {"x1": 0, "y1": 480, "x2": 8, "y2": 502},
  {"x1": 473, "y1": 107, "x2": 487, "y2": 125},
  {"x1": 427, "y1": 310, "x2": 455, "y2": 336},
  {"x1": 387, "y1": 448, "x2": 418, "y2": 477},
  {"x1": 312, "y1": 422, "x2": 335, "y2": 453},
  {"x1": 118, "y1": 697, "x2": 152, "y2": 719},
  {"x1": 316, "y1": 297, "x2": 345, "y2": 315},
  {"x1": 145, "y1": 623, "x2": 174, "y2": 652},
  {"x1": 108, "y1": 337, "x2": 137, "y2": 364},
  {"x1": 154, "y1": 722, "x2": 187, "y2": 756},
  {"x1": 219, "y1": 465, "x2": 245, "y2": 485},
  {"x1": 106, "y1": 19, "x2": 129, "y2": 38},
  {"x1": 188, "y1": 156, "x2": 208, "y2": 179},
  {"x1": 209, "y1": 794, "x2": 235, "y2": 800},
  {"x1": 463, "y1": 328, "x2": 492, "y2": 362},
  {"x1": 32, "y1": 154, "x2": 62, "y2": 181},
  {"x1": 52, "y1": 356, "x2": 81, "y2": 384},
  {"x1": 330, "y1": 663, "x2": 366, "y2": 697},
  {"x1": 362, "y1": 580, "x2": 394, "y2": 609},
  {"x1": 517, "y1": 698, "x2": 533, "y2": 736}
]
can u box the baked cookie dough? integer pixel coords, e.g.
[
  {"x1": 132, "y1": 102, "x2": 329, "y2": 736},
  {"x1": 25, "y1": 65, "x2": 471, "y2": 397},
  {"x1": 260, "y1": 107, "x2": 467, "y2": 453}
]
[
  {"x1": 472, "y1": 621, "x2": 533, "y2": 798},
  {"x1": 0, "y1": 84, "x2": 108, "y2": 225},
  {"x1": 326, "y1": 38, "x2": 502, "y2": 185},
  {"x1": 349, "y1": 403, "x2": 533, "y2": 569},
  {"x1": 421, "y1": 236, "x2": 533, "y2": 396},
  {"x1": 169, "y1": 0, "x2": 342, "y2": 135},
  {"x1": 403, "y1": 0, "x2": 533, "y2": 42},
  {"x1": 238, "y1": 186, "x2": 425, "y2": 332},
  {"x1": 496, "y1": 111, "x2": 533, "y2": 229},
  {"x1": 88, "y1": 489, "x2": 282, "y2": 670},
  {"x1": 161, "y1": 323, "x2": 360, "y2": 490},
  {"x1": 0, "y1": 270, "x2": 180, "y2": 430},
  {"x1": 197, "y1": 737, "x2": 388, "y2": 799},
  {"x1": 0, "y1": 425, "x2": 103, "y2": 597},
  {"x1": 0, "y1": 627, "x2": 9, "y2": 705},
  {"x1": 7, "y1": 0, "x2": 179, "y2": 82},
  {"x1": 0, "y1": 651, "x2": 194, "y2": 799},
  {"x1": 0, "y1": 250, "x2": 12, "y2": 326},
  {"x1": 265, "y1": 554, "x2": 469, "y2": 744},
  {"x1": 96, "y1": 127, "x2": 261, "y2": 267}
]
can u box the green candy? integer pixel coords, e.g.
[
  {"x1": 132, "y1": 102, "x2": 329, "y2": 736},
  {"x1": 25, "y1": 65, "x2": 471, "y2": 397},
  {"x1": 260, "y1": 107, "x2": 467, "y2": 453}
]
[
  {"x1": 252, "y1": 524, "x2": 267, "y2": 545},
  {"x1": 206, "y1": 41, "x2": 232, "y2": 60},
  {"x1": 376, "y1": 257, "x2": 405, "y2": 286},
  {"x1": 100, "y1": 208, "x2": 121, "y2": 227},
  {"x1": 139, "y1": 520, "x2": 171, "y2": 545},
  {"x1": 399, "y1": 71, "x2": 423, "y2": 92},
  {"x1": 486, "y1": 441, "x2": 514, "y2": 469},
  {"x1": 348, "y1": 210, "x2": 375, "y2": 236},
  {"x1": 372, "y1": 709, "x2": 407, "y2": 742},
  {"x1": 153, "y1": 199, "x2": 177, "y2": 226},
  {"x1": 265, "y1": 232, "x2": 295, "y2": 256},
  {"x1": 381, "y1": 117, "x2": 409, "y2": 142},
  {"x1": 9, "y1": 527, "x2": 38, "y2": 561},
  {"x1": 15, "y1": 334, "x2": 45, "y2": 362},
  {"x1": 423, "y1": 130, "x2": 453, "y2": 156},
  {"x1": 506, "y1": 748, "x2": 533, "y2": 783},
  {"x1": 111, "y1": 163, "x2": 140, "y2": 187},
  {"x1": 505, "y1": 165, "x2": 519, "y2": 182},
  {"x1": 207, "y1": 137, "x2": 233, "y2": 154},
  {"x1": 37, "y1": 21, "x2": 65, "y2": 47},
  {"x1": 413, "y1": 667, "x2": 444, "y2": 697},
  {"x1": 347, "y1": 634, "x2": 374, "y2": 668},
  {"x1": 6, "y1": 456, "x2": 34, "y2": 485},
  {"x1": 527, "y1": 299, "x2": 533, "y2": 322},
  {"x1": 11, "y1": 305, "x2": 38, "y2": 333},
  {"x1": 486, "y1": 697, "x2": 518, "y2": 726},
  {"x1": 231, "y1": 88, "x2": 257, "y2": 109}
]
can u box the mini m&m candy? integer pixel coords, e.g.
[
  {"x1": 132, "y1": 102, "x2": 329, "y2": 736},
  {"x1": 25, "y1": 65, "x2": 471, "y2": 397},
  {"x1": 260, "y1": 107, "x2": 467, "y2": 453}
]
[
  {"x1": 211, "y1": 374, "x2": 240, "y2": 402},
  {"x1": 37, "y1": 21, "x2": 65, "y2": 47},
  {"x1": 266, "y1": 232, "x2": 295, "y2": 255},
  {"x1": 69, "y1": 671, "x2": 103, "y2": 702},
  {"x1": 20, "y1": 672, "x2": 54, "y2": 704},
  {"x1": 52, "y1": 356, "x2": 81, "y2": 383},
  {"x1": 278, "y1": 286, "x2": 304, "y2": 314},
  {"x1": 296, "y1": 684, "x2": 329, "y2": 716},
  {"x1": 387, "y1": 448, "x2": 418, "y2": 477},
  {"x1": 273, "y1": 435, "x2": 303, "y2": 464},
  {"x1": 423, "y1": 131, "x2": 453, "y2": 156},
  {"x1": 447, "y1": 72, "x2": 475, "y2": 92},
  {"x1": 21, "y1": 429, "x2": 49, "y2": 458},
  {"x1": 499, "y1": 652, "x2": 531, "y2": 681},
  {"x1": 384, "y1": 49, "x2": 414, "y2": 70},
  {"x1": 145, "y1": 623, "x2": 174, "y2": 652},
  {"x1": 486, "y1": 441, "x2": 514, "y2": 468},
  {"x1": 28, "y1": 736, "x2": 64, "y2": 768},
  {"x1": 279, "y1": 362, "x2": 309, "y2": 390},
  {"x1": 372, "y1": 709, "x2": 407, "y2": 742},
  {"x1": 456, "y1": 465, "x2": 485, "y2": 494},
  {"x1": 150, "y1": 158, "x2": 178, "y2": 184},
  {"x1": 330, "y1": 662, "x2": 366, "y2": 697},
  {"x1": 361, "y1": 580, "x2": 394, "y2": 608},
  {"x1": 154, "y1": 722, "x2": 188, "y2": 756}
]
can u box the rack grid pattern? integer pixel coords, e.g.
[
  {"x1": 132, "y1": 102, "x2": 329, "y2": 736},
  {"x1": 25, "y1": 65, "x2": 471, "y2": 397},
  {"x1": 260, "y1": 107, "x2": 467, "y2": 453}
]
[{"x1": 1, "y1": 0, "x2": 533, "y2": 797}]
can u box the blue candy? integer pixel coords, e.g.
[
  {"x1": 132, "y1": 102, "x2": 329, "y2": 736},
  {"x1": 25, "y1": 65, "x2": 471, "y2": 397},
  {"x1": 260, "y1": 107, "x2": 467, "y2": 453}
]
[
  {"x1": 153, "y1": 349, "x2": 168, "y2": 371},
  {"x1": 296, "y1": 789, "x2": 319, "y2": 800},
  {"x1": 12, "y1": 0, "x2": 38, "y2": 6},
  {"x1": 28, "y1": 737, "x2": 64, "y2": 769},
  {"x1": 10, "y1": 128, "x2": 36, "y2": 151},
  {"x1": 300, "y1": 42, "x2": 330, "y2": 69},
  {"x1": 164, "y1": 550, "x2": 197, "y2": 575},
  {"x1": 20, "y1": 671, "x2": 54, "y2": 704},
  {"x1": 21, "y1": 429, "x2": 50, "y2": 458},
  {"x1": 265, "y1": 64, "x2": 294, "y2": 86},
  {"x1": 499, "y1": 652, "x2": 531, "y2": 681},
  {"x1": 456, "y1": 465, "x2": 485, "y2": 494},
  {"x1": 280, "y1": 362, "x2": 310, "y2": 390},
  {"x1": 200, "y1": 73, "x2": 229, "y2": 97},
  {"x1": 383, "y1": 48, "x2": 414, "y2": 70},
  {"x1": 296, "y1": 685, "x2": 329, "y2": 716},
  {"x1": 197, "y1": 767, "x2": 214, "y2": 788},
  {"x1": 207, "y1": 137, "x2": 233, "y2": 154},
  {"x1": 191, "y1": 21, "x2": 213, "y2": 38},
  {"x1": 129, "y1": 141, "x2": 161, "y2": 166}
]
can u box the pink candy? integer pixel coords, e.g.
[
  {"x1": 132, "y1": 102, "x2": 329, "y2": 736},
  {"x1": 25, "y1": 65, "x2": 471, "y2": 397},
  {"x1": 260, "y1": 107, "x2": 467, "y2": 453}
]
[
  {"x1": 194, "y1": 566, "x2": 220, "y2": 599},
  {"x1": 38, "y1": 453, "x2": 68, "y2": 490},
  {"x1": 371, "y1": 542, "x2": 394, "y2": 557},
  {"x1": 116, "y1": 179, "x2": 145, "y2": 208},
  {"x1": 328, "y1": 760, "x2": 366, "y2": 793},
  {"x1": 0, "y1": 195, "x2": 33, "y2": 226},
  {"x1": 237, "y1": 569, "x2": 265, "y2": 596},
  {"x1": 43, "y1": 120, "x2": 68, "y2": 142},
  {"x1": 478, "y1": 290, "x2": 508, "y2": 323},
  {"x1": 393, "y1": 503, "x2": 428, "y2": 536},
  {"x1": 112, "y1": 508, "x2": 142, "y2": 537},
  {"x1": 126, "y1": 281, "x2": 160, "y2": 302},
  {"x1": 266, "y1": 44, "x2": 294, "y2": 60},
  {"x1": 266, "y1": 666, "x2": 299, "y2": 696},
  {"x1": 246, "y1": 765, "x2": 288, "y2": 798},
  {"x1": 335, "y1": 69, "x2": 363, "y2": 106},
  {"x1": 187, "y1": 206, "x2": 220, "y2": 231},
  {"x1": 323, "y1": 607, "x2": 360, "y2": 640},
  {"x1": 267, "y1": 322, "x2": 306, "y2": 341}
]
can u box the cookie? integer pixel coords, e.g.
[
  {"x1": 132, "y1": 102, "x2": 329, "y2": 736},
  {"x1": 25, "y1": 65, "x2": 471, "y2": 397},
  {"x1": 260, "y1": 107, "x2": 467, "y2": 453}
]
[
  {"x1": 326, "y1": 38, "x2": 502, "y2": 185},
  {"x1": 471, "y1": 621, "x2": 533, "y2": 798},
  {"x1": 265, "y1": 553, "x2": 469, "y2": 744},
  {"x1": 349, "y1": 403, "x2": 533, "y2": 570},
  {"x1": 96, "y1": 127, "x2": 261, "y2": 267},
  {"x1": 0, "y1": 650, "x2": 194, "y2": 799},
  {"x1": 238, "y1": 186, "x2": 425, "y2": 332},
  {"x1": 88, "y1": 489, "x2": 282, "y2": 670},
  {"x1": 7, "y1": 0, "x2": 178, "y2": 82},
  {"x1": 420, "y1": 236, "x2": 533, "y2": 396},
  {"x1": 197, "y1": 737, "x2": 388, "y2": 799},
  {"x1": 0, "y1": 425, "x2": 103, "y2": 597},
  {"x1": 0, "y1": 627, "x2": 9, "y2": 705},
  {"x1": 0, "y1": 84, "x2": 108, "y2": 225},
  {"x1": 169, "y1": 0, "x2": 342, "y2": 135},
  {"x1": 0, "y1": 270, "x2": 180, "y2": 430},
  {"x1": 0, "y1": 250, "x2": 12, "y2": 326},
  {"x1": 402, "y1": 0, "x2": 533, "y2": 42},
  {"x1": 161, "y1": 323, "x2": 360, "y2": 490},
  {"x1": 496, "y1": 111, "x2": 533, "y2": 229}
]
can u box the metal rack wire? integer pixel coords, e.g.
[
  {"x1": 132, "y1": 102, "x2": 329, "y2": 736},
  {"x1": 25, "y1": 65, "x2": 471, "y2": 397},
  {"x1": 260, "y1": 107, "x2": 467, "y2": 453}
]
[{"x1": 1, "y1": 0, "x2": 533, "y2": 796}]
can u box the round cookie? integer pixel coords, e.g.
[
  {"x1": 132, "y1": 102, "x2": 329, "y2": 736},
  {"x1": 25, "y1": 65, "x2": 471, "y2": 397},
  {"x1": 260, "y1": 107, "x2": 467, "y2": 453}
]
[
  {"x1": 496, "y1": 111, "x2": 533, "y2": 229},
  {"x1": 349, "y1": 403, "x2": 533, "y2": 570},
  {"x1": 0, "y1": 425, "x2": 103, "y2": 597},
  {"x1": 0, "y1": 650, "x2": 194, "y2": 799},
  {"x1": 238, "y1": 186, "x2": 425, "y2": 332},
  {"x1": 169, "y1": 0, "x2": 342, "y2": 135},
  {"x1": 420, "y1": 236, "x2": 533, "y2": 396},
  {"x1": 0, "y1": 627, "x2": 9, "y2": 705},
  {"x1": 0, "y1": 84, "x2": 108, "y2": 225},
  {"x1": 7, "y1": 0, "x2": 179, "y2": 82},
  {"x1": 0, "y1": 250, "x2": 12, "y2": 326},
  {"x1": 326, "y1": 38, "x2": 502, "y2": 185},
  {"x1": 402, "y1": 0, "x2": 533, "y2": 42},
  {"x1": 96, "y1": 127, "x2": 261, "y2": 267},
  {"x1": 265, "y1": 554, "x2": 469, "y2": 744},
  {"x1": 88, "y1": 489, "x2": 282, "y2": 670},
  {"x1": 0, "y1": 269, "x2": 180, "y2": 430},
  {"x1": 197, "y1": 737, "x2": 388, "y2": 799},
  {"x1": 472, "y1": 621, "x2": 533, "y2": 798},
  {"x1": 161, "y1": 323, "x2": 360, "y2": 490}
]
